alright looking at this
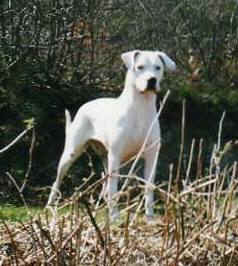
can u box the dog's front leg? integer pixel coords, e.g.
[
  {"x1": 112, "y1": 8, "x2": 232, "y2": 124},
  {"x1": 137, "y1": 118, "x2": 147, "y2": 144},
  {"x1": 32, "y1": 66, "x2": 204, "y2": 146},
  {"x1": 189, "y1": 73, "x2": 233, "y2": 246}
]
[
  {"x1": 107, "y1": 150, "x2": 120, "y2": 220},
  {"x1": 144, "y1": 141, "x2": 161, "y2": 219}
]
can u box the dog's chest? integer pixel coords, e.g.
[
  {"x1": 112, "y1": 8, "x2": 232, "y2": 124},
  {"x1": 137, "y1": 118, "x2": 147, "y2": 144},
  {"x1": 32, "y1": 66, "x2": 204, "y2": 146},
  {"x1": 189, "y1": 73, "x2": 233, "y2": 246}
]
[
  {"x1": 127, "y1": 113, "x2": 150, "y2": 140},
  {"x1": 119, "y1": 111, "x2": 158, "y2": 161},
  {"x1": 84, "y1": 97, "x2": 159, "y2": 162}
]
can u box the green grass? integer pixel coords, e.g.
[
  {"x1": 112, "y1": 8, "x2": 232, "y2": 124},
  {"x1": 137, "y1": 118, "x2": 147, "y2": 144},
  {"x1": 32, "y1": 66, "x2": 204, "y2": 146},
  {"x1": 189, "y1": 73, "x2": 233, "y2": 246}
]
[
  {"x1": 0, "y1": 203, "x2": 76, "y2": 223},
  {"x1": 0, "y1": 204, "x2": 43, "y2": 222}
]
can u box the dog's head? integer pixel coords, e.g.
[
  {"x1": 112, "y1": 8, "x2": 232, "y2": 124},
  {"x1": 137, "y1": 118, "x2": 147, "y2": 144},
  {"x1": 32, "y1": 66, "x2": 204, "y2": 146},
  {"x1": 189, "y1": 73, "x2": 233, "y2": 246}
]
[{"x1": 121, "y1": 50, "x2": 176, "y2": 93}]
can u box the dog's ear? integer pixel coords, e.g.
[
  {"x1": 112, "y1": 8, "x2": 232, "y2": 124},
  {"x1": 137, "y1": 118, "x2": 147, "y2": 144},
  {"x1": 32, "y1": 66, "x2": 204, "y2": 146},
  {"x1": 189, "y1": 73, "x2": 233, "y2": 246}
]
[
  {"x1": 121, "y1": 50, "x2": 140, "y2": 69},
  {"x1": 157, "y1": 52, "x2": 176, "y2": 72}
]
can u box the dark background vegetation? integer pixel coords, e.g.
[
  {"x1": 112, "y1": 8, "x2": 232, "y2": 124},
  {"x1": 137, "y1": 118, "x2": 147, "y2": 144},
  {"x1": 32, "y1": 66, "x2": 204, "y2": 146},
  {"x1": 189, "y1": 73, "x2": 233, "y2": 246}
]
[{"x1": 0, "y1": 0, "x2": 238, "y2": 205}]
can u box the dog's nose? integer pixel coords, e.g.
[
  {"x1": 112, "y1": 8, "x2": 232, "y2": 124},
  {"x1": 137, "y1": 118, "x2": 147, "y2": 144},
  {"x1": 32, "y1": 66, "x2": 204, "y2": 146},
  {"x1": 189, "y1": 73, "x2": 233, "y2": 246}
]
[{"x1": 147, "y1": 77, "x2": 157, "y2": 90}]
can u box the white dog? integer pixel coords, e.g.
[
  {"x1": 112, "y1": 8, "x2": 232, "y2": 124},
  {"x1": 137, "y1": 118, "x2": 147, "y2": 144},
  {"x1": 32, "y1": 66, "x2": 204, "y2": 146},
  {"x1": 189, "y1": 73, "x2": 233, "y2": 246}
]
[{"x1": 47, "y1": 50, "x2": 176, "y2": 220}]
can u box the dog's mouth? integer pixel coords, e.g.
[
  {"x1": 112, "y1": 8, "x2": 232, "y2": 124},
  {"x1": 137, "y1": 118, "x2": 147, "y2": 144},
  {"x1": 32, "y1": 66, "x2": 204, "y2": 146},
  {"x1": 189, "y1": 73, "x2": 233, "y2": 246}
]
[
  {"x1": 146, "y1": 87, "x2": 156, "y2": 92},
  {"x1": 140, "y1": 87, "x2": 158, "y2": 94}
]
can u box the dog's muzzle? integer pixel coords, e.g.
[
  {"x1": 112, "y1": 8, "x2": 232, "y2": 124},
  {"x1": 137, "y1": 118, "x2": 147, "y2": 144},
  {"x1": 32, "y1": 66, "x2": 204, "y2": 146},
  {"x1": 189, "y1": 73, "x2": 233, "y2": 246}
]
[{"x1": 146, "y1": 78, "x2": 157, "y2": 92}]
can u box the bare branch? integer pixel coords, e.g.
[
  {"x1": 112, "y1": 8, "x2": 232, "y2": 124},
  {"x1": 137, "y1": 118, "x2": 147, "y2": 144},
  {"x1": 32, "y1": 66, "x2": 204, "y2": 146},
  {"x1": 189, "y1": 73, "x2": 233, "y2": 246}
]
[{"x1": 0, "y1": 127, "x2": 33, "y2": 154}]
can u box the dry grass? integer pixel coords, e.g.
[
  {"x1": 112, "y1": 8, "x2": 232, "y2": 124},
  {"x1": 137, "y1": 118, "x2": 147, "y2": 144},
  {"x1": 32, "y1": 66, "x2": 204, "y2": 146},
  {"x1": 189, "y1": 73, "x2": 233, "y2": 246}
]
[
  {"x1": 1, "y1": 101, "x2": 238, "y2": 265},
  {"x1": 1, "y1": 140, "x2": 238, "y2": 265}
]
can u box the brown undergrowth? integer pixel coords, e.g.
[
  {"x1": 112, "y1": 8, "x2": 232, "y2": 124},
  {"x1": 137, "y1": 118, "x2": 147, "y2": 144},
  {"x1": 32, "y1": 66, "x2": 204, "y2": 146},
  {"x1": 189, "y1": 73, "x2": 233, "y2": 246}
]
[
  {"x1": 1, "y1": 102, "x2": 238, "y2": 265},
  {"x1": 1, "y1": 140, "x2": 238, "y2": 265}
]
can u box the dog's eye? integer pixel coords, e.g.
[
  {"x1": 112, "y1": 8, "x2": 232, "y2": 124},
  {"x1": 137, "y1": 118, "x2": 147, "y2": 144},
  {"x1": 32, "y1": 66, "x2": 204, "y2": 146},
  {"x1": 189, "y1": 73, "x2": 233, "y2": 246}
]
[
  {"x1": 137, "y1": 65, "x2": 144, "y2": 70},
  {"x1": 155, "y1": 66, "x2": 161, "y2": 71}
]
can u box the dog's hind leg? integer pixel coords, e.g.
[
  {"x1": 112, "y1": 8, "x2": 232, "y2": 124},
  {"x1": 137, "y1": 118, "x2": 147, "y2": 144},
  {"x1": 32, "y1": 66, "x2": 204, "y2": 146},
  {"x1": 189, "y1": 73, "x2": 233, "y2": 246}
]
[
  {"x1": 47, "y1": 149, "x2": 80, "y2": 206},
  {"x1": 47, "y1": 110, "x2": 91, "y2": 207}
]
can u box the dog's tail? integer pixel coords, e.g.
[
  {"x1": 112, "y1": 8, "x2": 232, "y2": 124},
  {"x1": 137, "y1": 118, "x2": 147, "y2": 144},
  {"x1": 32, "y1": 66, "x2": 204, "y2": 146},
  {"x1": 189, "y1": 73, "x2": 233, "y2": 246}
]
[{"x1": 65, "y1": 109, "x2": 72, "y2": 135}]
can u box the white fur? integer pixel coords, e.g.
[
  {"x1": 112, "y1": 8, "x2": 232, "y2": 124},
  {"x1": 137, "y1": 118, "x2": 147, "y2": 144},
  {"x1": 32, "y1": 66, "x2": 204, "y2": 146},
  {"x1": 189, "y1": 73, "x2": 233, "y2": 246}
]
[{"x1": 47, "y1": 50, "x2": 176, "y2": 220}]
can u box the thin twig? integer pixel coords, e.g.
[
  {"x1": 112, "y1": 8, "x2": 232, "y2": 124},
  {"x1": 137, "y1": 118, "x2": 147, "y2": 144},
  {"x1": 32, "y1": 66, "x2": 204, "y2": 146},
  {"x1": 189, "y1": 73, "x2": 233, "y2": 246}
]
[
  {"x1": 176, "y1": 100, "x2": 186, "y2": 191},
  {"x1": 217, "y1": 111, "x2": 226, "y2": 151},
  {"x1": 196, "y1": 138, "x2": 204, "y2": 179},
  {"x1": 5, "y1": 172, "x2": 29, "y2": 210},
  {"x1": 47, "y1": 220, "x2": 83, "y2": 263},
  {"x1": 184, "y1": 138, "x2": 195, "y2": 187},
  {"x1": 0, "y1": 127, "x2": 33, "y2": 154},
  {"x1": 21, "y1": 127, "x2": 36, "y2": 192},
  {"x1": 80, "y1": 197, "x2": 105, "y2": 250}
]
